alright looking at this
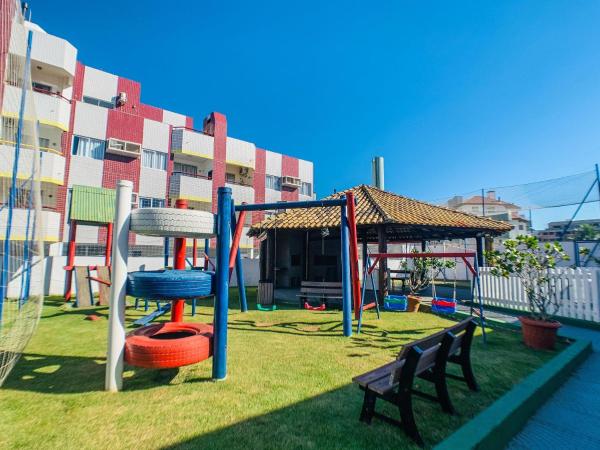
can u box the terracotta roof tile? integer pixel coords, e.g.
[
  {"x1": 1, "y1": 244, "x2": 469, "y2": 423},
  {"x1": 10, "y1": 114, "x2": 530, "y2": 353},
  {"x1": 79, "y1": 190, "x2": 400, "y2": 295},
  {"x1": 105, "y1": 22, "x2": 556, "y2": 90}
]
[{"x1": 248, "y1": 185, "x2": 512, "y2": 237}]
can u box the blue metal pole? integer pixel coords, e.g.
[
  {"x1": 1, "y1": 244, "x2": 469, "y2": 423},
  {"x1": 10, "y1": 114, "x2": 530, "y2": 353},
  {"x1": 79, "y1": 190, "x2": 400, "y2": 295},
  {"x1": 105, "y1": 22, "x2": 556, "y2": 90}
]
[
  {"x1": 163, "y1": 237, "x2": 169, "y2": 268},
  {"x1": 213, "y1": 187, "x2": 232, "y2": 380},
  {"x1": 230, "y1": 200, "x2": 247, "y2": 312},
  {"x1": 235, "y1": 198, "x2": 346, "y2": 212},
  {"x1": 1, "y1": 31, "x2": 33, "y2": 317},
  {"x1": 340, "y1": 197, "x2": 352, "y2": 337},
  {"x1": 473, "y1": 253, "x2": 487, "y2": 344}
]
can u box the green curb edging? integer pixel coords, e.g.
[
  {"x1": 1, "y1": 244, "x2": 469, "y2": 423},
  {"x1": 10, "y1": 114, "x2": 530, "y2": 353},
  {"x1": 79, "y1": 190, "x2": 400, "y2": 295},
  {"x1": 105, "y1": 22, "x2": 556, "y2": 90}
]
[{"x1": 434, "y1": 338, "x2": 593, "y2": 450}]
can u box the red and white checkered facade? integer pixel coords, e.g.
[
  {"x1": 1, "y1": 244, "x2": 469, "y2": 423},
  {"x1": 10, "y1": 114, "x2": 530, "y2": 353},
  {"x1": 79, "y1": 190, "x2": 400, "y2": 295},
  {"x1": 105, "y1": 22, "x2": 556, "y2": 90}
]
[{"x1": 0, "y1": 15, "x2": 314, "y2": 251}]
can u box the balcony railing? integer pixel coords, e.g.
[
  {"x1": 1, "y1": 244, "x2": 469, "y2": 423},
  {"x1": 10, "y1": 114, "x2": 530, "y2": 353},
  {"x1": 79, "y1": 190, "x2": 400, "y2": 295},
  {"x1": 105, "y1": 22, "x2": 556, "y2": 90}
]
[
  {"x1": 2, "y1": 84, "x2": 71, "y2": 133},
  {"x1": 0, "y1": 145, "x2": 66, "y2": 185},
  {"x1": 169, "y1": 172, "x2": 212, "y2": 203}
]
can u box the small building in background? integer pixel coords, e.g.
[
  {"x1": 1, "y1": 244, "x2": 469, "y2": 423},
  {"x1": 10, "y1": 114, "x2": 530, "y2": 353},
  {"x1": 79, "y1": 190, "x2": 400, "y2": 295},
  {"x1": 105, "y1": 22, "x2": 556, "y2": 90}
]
[{"x1": 447, "y1": 190, "x2": 531, "y2": 240}]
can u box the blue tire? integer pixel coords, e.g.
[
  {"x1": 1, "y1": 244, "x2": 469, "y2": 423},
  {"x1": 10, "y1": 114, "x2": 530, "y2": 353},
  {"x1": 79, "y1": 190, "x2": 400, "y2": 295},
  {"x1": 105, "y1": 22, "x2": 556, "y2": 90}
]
[{"x1": 126, "y1": 270, "x2": 214, "y2": 300}]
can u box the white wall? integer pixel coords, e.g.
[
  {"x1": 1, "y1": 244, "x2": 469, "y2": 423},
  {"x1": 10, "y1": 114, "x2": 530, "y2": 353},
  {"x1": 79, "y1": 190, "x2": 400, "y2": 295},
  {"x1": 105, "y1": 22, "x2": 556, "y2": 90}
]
[
  {"x1": 265, "y1": 150, "x2": 282, "y2": 176},
  {"x1": 20, "y1": 256, "x2": 261, "y2": 297},
  {"x1": 73, "y1": 102, "x2": 108, "y2": 140},
  {"x1": 139, "y1": 167, "x2": 167, "y2": 198},
  {"x1": 142, "y1": 119, "x2": 170, "y2": 152},
  {"x1": 82, "y1": 67, "x2": 118, "y2": 102},
  {"x1": 162, "y1": 110, "x2": 187, "y2": 127},
  {"x1": 68, "y1": 155, "x2": 104, "y2": 187}
]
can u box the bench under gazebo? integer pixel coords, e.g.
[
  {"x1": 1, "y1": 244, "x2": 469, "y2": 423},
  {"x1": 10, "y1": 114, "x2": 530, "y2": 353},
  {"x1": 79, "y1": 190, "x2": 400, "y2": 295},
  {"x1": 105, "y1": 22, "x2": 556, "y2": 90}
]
[{"x1": 247, "y1": 184, "x2": 511, "y2": 303}]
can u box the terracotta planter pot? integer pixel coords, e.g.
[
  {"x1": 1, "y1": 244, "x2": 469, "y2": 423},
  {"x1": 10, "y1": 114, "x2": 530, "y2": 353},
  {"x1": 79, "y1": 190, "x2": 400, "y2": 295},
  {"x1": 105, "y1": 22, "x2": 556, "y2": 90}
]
[
  {"x1": 407, "y1": 295, "x2": 421, "y2": 313},
  {"x1": 519, "y1": 316, "x2": 561, "y2": 350}
]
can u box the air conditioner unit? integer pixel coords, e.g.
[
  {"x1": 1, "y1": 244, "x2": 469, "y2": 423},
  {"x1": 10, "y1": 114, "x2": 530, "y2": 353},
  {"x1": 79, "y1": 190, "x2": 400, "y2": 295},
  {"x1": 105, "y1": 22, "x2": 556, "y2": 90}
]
[
  {"x1": 117, "y1": 91, "x2": 128, "y2": 106},
  {"x1": 281, "y1": 176, "x2": 301, "y2": 189},
  {"x1": 239, "y1": 167, "x2": 249, "y2": 176},
  {"x1": 106, "y1": 138, "x2": 141, "y2": 158}
]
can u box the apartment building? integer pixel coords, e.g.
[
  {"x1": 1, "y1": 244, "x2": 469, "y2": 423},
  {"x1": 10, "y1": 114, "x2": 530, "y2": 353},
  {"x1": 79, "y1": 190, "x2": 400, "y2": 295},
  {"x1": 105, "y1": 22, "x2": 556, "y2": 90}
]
[
  {"x1": 0, "y1": 10, "x2": 314, "y2": 256},
  {"x1": 446, "y1": 190, "x2": 530, "y2": 239}
]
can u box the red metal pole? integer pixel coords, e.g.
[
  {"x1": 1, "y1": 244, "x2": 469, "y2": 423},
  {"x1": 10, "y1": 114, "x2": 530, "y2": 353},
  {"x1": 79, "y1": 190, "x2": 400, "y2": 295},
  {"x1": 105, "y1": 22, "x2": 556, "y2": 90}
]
[
  {"x1": 192, "y1": 238, "x2": 197, "y2": 267},
  {"x1": 346, "y1": 192, "x2": 361, "y2": 319},
  {"x1": 228, "y1": 209, "x2": 247, "y2": 276},
  {"x1": 105, "y1": 222, "x2": 113, "y2": 267},
  {"x1": 171, "y1": 199, "x2": 187, "y2": 322},
  {"x1": 64, "y1": 220, "x2": 77, "y2": 302}
]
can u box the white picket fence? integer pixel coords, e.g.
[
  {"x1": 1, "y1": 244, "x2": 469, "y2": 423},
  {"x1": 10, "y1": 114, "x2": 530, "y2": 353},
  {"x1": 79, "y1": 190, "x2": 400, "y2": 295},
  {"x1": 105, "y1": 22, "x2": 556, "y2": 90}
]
[{"x1": 479, "y1": 267, "x2": 600, "y2": 323}]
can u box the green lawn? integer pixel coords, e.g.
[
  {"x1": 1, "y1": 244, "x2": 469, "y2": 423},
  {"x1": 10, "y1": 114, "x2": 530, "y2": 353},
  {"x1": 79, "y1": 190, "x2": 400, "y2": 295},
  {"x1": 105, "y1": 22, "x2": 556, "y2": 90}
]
[{"x1": 1, "y1": 290, "x2": 564, "y2": 449}]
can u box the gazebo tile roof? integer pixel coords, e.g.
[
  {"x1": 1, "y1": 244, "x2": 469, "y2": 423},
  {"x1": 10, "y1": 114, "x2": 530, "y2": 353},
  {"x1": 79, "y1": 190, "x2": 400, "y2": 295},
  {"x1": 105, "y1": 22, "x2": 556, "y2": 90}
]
[{"x1": 248, "y1": 185, "x2": 511, "y2": 236}]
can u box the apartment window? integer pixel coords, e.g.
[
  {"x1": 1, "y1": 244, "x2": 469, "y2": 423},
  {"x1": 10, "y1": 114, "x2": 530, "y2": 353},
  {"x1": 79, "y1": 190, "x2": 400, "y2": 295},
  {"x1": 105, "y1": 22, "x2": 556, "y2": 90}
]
[
  {"x1": 300, "y1": 182, "x2": 312, "y2": 196},
  {"x1": 72, "y1": 135, "x2": 105, "y2": 160},
  {"x1": 139, "y1": 197, "x2": 165, "y2": 208},
  {"x1": 32, "y1": 81, "x2": 53, "y2": 93},
  {"x1": 82, "y1": 96, "x2": 114, "y2": 109},
  {"x1": 225, "y1": 173, "x2": 236, "y2": 183},
  {"x1": 173, "y1": 162, "x2": 197, "y2": 177},
  {"x1": 141, "y1": 149, "x2": 167, "y2": 170},
  {"x1": 39, "y1": 137, "x2": 50, "y2": 149},
  {"x1": 266, "y1": 175, "x2": 281, "y2": 191}
]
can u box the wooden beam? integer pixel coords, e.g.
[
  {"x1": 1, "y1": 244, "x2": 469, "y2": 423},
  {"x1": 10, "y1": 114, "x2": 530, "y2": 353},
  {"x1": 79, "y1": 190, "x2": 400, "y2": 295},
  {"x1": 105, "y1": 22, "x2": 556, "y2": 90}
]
[{"x1": 377, "y1": 225, "x2": 388, "y2": 299}]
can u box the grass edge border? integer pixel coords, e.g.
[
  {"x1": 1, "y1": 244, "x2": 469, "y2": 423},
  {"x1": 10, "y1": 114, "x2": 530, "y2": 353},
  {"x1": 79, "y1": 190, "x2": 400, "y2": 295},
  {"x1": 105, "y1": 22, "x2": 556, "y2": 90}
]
[{"x1": 433, "y1": 337, "x2": 592, "y2": 450}]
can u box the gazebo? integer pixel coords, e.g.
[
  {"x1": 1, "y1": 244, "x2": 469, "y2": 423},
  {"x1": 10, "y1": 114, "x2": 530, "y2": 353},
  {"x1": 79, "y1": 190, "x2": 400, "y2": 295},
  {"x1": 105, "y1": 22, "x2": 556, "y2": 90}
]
[{"x1": 248, "y1": 185, "x2": 511, "y2": 299}]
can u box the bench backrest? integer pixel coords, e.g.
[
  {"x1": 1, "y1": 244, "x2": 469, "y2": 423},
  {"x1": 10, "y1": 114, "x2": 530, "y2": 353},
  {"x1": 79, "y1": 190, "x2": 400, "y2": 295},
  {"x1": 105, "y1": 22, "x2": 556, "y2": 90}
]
[
  {"x1": 300, "y1": 281, "x2": 343, "y2": 296},
  {"x1": 396, "y1": 317, "x2": 475, "y2": 361}
]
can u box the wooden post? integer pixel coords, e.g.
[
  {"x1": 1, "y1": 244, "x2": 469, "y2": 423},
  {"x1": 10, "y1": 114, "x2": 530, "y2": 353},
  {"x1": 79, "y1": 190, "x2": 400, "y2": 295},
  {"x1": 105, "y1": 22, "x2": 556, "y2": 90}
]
[
  {"x1": 377, "y1": 225, "x2": 388, "y2": 300},
  {"x1": 304, "y1": 231, "x2": 309, "y2": 281},
  {"x1": 476, "y1": 237, "x2": 485, "y2": 267},
  {"x1": 64, "y1": 220, "x2": 77, "y2": 302},
  {"x1": 105, "y1": 222, "x2": 113, "y2": 267}
]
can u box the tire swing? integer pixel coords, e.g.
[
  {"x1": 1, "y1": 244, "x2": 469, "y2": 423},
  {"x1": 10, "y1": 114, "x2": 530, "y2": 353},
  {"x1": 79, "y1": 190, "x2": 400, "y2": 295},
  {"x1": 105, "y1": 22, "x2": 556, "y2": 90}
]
[
  {"x1": 124, "y1": 207, "x2": 216, "y2": 369},
  {"x1": 431, "y1": 257, "x2": 457, "y2": 315}
]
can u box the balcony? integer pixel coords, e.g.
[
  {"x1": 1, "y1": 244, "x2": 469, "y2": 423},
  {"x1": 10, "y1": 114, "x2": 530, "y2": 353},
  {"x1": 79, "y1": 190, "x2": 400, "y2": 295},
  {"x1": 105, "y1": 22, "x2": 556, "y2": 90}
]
[
  {"x1": 0, "y1": 207, "x2": 61, "y2": 242},
  {"x1": 226, "y1": 182, "x2": 255, "y2": 205},
  {"x1": 226, "y1": 137, "x2": 255, "y2": 169},
  {"x1": 171, "y1": 129, "x2": 214, "y2": 160},
  {"x1": 0, "y1": 145, "x2": 65, "y2": 185},
  {"x1": 2, "y1": 84, "x2": 71, "y2": 132},
  {"x1": 169, "y1": 172, "x2": 212, "y2": 203}
]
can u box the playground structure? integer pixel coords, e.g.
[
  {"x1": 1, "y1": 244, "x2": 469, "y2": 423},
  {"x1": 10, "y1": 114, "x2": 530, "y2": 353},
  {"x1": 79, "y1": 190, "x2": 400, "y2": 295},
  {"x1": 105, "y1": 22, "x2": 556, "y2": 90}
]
[
  {"x1": 105, "y1": 182, "x2": 360, "y2": 391},
  {"x1": 359, "y1": 251, "x2": 486, "y2": 340},
  {"x1": 63, "y1": 185, "x2": 116, "y2": 306}
]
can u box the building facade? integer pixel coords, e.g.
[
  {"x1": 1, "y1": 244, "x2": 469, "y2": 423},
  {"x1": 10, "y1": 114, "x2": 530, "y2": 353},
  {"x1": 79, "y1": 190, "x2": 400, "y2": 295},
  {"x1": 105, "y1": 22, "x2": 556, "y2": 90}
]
[
  {"x1": 535, "y1": 219, "x2": 600, "y2": 242},
  {"x1": 446, "y1": 190, "x2": 530, "y2": 239},
  {"x1": 0, "y1": 13, "x2": 314, "y2": 256}
]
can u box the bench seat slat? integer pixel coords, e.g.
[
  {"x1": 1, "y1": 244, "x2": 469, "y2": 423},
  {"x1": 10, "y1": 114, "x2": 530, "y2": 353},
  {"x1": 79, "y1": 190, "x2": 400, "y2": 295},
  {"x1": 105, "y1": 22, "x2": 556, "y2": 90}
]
[{"x1": 352, "y1": 360, "x2": 405, "y2": 387}]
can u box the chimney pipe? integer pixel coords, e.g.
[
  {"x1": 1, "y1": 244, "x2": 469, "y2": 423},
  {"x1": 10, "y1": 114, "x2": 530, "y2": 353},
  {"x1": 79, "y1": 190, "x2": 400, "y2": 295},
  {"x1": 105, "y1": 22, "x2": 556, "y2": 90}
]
[{"x1": 372, "y1": 156, "x2": 384, "y2": 190}]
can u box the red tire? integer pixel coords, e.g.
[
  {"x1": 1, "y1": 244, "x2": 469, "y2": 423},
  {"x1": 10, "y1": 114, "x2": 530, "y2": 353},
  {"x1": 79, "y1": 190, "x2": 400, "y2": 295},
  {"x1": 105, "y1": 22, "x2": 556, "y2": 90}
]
[{"x1": 125, "y1": 322, "x2": 213, "y2": 369}]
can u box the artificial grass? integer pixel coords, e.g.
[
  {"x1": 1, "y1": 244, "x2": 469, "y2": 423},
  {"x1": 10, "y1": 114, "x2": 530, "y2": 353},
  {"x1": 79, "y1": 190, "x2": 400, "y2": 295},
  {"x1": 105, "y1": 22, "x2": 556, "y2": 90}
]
[{"x1": 0, "y1": 289, "x2": 564, "y2": 449}]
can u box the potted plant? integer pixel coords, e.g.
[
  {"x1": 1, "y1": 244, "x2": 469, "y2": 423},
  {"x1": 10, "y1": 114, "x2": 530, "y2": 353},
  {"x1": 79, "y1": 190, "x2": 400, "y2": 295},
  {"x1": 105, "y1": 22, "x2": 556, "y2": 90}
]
[
  {"x1": 485, "y1": 235, "x2": 569, "y2": 350},
  {"x1": 403, "y1": 251, "x2": 455, "y2": 312}
]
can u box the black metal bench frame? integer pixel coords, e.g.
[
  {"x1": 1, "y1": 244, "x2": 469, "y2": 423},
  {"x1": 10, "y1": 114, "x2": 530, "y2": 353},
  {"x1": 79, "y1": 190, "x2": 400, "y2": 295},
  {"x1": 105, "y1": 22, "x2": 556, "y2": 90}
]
[{"x1": 352, "y1": 318, "x2": 478, "y2": 447}]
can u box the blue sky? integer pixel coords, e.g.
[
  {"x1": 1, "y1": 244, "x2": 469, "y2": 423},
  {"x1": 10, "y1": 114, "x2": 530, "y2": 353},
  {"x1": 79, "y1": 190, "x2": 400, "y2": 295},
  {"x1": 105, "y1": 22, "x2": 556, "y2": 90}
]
[{"x1": 32, "y1": 1, "x2": 600, "y2": 228}]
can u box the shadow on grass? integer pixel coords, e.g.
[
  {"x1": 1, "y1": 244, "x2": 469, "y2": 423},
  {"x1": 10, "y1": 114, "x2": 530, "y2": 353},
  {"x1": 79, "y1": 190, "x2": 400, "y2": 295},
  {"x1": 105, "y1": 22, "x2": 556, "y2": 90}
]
[
  {"x1": 3, "y1": 352, "x2": 185, "y2": 393},
  {"x1": 161, "y1": 383, "x2": 426, "y2": 450}
]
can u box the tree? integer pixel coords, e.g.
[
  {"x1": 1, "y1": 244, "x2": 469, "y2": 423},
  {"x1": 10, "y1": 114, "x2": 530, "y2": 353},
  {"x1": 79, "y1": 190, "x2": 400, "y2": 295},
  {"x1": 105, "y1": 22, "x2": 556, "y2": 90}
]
[
  {"x1": 573, "y1": 223, "x2": 599, "y2": 241},
  {"x1": 403, "y1": 249, "x2": 455, "y2": 295},
  {"x1": 485, "y1": 235, "x2": 569, "y2": 321}
]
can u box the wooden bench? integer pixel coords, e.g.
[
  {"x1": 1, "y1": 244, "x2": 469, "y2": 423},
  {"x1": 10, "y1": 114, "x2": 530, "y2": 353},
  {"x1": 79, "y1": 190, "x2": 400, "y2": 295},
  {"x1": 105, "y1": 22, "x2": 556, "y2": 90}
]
[
  {"x1": 297, "y1": 281, "x2": 343, "y2": 309},
  {"x1": 352, "y1": 317, "x2": 478, "y2": 447}
]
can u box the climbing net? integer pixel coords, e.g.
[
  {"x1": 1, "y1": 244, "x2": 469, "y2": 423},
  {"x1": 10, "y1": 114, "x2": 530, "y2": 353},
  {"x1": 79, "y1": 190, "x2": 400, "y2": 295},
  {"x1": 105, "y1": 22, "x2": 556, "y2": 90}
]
[{"x1": 0, "y1": 1, "x2": 45, "y2": 386}]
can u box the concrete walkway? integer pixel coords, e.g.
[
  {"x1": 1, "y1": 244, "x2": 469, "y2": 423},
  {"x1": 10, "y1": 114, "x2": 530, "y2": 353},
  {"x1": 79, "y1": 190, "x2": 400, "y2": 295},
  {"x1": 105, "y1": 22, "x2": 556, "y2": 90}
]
[{"x1": 507, "y1": 324, "x2": 600, "y2": 449}]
